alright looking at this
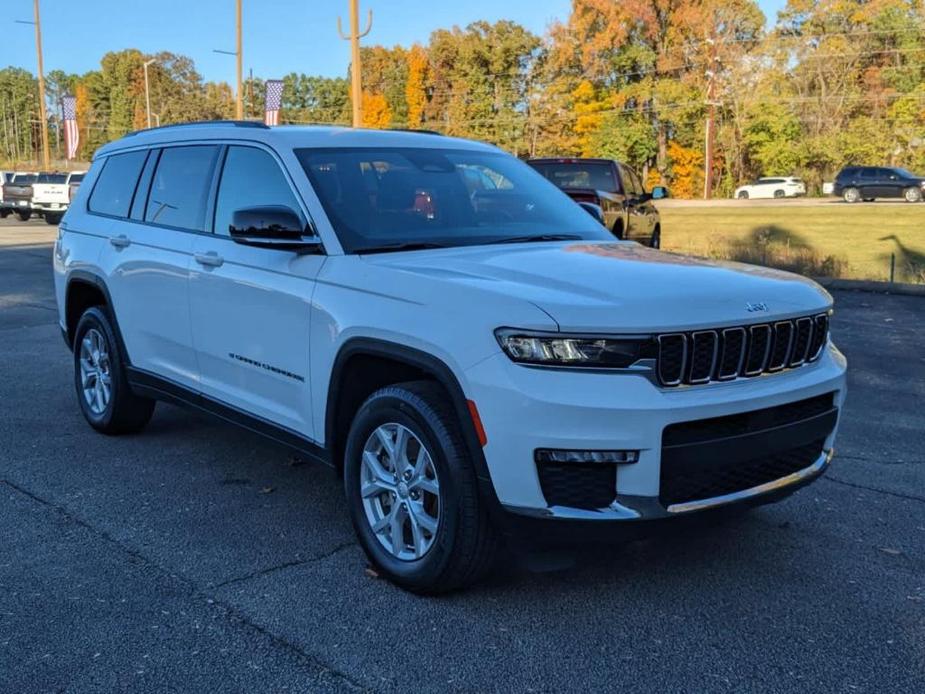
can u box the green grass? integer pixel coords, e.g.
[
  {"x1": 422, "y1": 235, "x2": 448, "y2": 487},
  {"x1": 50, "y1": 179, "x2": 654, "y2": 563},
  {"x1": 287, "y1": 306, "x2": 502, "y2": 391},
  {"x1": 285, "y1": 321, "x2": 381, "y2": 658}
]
[{"x1": 658, "y1": 204, "x2": 925, "y2": 283}]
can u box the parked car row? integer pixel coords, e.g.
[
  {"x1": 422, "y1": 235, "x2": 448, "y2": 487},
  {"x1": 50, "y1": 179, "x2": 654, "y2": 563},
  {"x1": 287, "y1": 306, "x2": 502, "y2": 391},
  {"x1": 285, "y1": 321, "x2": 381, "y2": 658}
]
[{"x1": 0, "y1": 170, "x2": 85, "y2": 224}]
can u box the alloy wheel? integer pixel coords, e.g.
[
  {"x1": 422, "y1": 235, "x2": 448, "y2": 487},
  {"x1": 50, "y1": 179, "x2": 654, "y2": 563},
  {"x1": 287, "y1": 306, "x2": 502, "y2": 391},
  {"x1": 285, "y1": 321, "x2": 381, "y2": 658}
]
[
  {"x1": 360, "y1": 423, "x2": 441, "y2": 561},
  {"x1": 79, "y1": 328, "x2": 112, "y2": 414}
]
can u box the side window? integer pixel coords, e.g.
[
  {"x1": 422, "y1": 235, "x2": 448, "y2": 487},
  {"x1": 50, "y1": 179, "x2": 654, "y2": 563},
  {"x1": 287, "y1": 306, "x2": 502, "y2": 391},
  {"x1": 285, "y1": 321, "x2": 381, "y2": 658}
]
[
  {"x1": 145, "y1": 145, "x2": 220, "y2": 231},
  {"x1": 860, "y1": 168, "x2": 877, "y2": 179},
  {"x1": 213, "y1": 146, "x2": 303, "y2": 235},
  {"x1": 88, "y1": 150, "x2": 148, "y2": 218},
  {"x1": 627, "y1": 168, "x2": 644, "y2": 196}
]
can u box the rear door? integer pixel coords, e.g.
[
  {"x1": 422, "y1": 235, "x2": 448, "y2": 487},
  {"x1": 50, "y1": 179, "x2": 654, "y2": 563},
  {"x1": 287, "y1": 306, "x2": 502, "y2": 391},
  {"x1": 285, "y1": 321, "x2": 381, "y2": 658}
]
[
  {"x1": 858, "y1": 168, "x2": 878, "y2": 198},
  {"x1": 189, "y1": 144, "x2": 324, "y2": 437},
  {"x1": 96, "y1": 145, "x2": 219, "y2": 390}
]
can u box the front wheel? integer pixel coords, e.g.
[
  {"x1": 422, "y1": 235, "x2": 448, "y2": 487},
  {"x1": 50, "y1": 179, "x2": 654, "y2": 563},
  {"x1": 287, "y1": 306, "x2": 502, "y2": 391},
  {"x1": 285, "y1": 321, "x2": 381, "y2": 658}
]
[
  {"x1": 16, "y1": 211, "x2": 30, "y2": 221},
  {"x1": 73, "y1": 306, "x2": 155, "y2": 434},
  {"x1": 650, "y1": 226, "x2": 661, "y2": 249},
  {"x1": 903, "y1": 187, "x2": 922, "y2": 203},
  {"x1": 773, "y1": 189, "x2": 785, "y2": 199},
  {"x1": 737, "y1": 191, "x2": 749, "y2": 200},
  {"x1": 45, "y1": 213, "x2": 62, "y2": 225},
  {"x1": 344, "y1": 381, "x2": 497, "y2": 594},
  {"x1": 842, "y1": 187, "x2": 860, "y2": 203},
  {"x1": 0, "y1": 209, "x2": 10, "y2": 218}
]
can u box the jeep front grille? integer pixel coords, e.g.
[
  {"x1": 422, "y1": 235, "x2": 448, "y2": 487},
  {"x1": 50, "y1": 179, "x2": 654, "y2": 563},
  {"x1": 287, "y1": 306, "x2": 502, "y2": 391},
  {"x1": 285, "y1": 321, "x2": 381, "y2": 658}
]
[{"x1": 655, "y1": 314, "x2": 828, "y2": 387}]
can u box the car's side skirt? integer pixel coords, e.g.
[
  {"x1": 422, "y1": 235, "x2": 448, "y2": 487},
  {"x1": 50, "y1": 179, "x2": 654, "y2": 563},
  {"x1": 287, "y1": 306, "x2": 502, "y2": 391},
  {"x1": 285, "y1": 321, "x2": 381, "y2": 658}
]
[{"x1": 126, "y1": 367, "x2": 332, "y2": 468}]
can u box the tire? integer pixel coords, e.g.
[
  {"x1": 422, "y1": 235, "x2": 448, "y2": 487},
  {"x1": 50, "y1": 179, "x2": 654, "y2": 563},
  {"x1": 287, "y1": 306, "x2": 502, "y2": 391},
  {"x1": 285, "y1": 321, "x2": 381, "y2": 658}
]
[
  {"x1": 73, "y1": 306, "x2": 155, "y2": 434},
  {"x1": 903, "y1": 187, "x2": 922, "y2": 203},
  {"x1": 773, "y1": 189, "x2": 785, "y2": 199},
  {"x1": 842, "y1": 187, "x2": 860, "y2": 203},
  {"x1": 612, "y1": 220, "x2": 624, "y2": 240},
  {"x1": 863, "y1": 198, "x2": 875, "y2": 202},
  {"x1": 16, "y1": 211, "x2": 30, "y2": 222},
  {"x1": 344, "y1": 381, "x2": 497, "y2": 594},
  {"x1": 45, "y1": 213, "x2": 62, "y2": 225},
  {"x1": 650, "y1": 226, "x2": 661, "y2": 249},
  {"x1": 737, "y1": 191, "x2": 749, "y2": 199},
  {"x1": 0, "y1": 209, "x2": 10, "y2": 218}
]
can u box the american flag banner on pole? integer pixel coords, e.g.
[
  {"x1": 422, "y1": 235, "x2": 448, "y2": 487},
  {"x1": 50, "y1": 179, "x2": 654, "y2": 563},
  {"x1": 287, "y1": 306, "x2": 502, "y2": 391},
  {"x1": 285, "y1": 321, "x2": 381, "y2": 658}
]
[
  {"x1": 264, "y1": 80, "x2": 283, "y2": 126},
  {"x1": 63, "y1": 95, "x2": 79, "y2": 160}
]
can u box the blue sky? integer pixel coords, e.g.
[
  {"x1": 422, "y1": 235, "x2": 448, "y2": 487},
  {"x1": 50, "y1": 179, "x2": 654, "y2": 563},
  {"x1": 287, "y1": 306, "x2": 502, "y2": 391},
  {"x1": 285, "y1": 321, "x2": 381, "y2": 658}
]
[{"x1": 1, "y1": 0, "x2": 787, "y2": 83}]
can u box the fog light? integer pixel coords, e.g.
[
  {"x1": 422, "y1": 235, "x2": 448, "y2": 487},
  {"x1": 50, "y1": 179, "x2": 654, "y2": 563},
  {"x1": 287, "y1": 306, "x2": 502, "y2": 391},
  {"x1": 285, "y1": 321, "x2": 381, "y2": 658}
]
[{"x1": 534, "y1": 449, "x2": 639, "y2": 464}]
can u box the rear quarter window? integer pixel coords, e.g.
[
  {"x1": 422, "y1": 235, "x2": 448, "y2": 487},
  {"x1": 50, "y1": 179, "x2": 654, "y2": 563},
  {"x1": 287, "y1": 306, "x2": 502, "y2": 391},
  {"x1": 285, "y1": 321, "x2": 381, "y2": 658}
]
[{"x1": 88, "y1": 151, "x2": 148, "y2": 218}]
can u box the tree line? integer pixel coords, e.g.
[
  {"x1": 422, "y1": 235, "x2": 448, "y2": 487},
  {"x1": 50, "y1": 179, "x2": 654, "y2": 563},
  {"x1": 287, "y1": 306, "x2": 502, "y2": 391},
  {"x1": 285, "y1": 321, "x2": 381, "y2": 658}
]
[{"x1": 1, "y1": 0, "x2": 924, "y2": 197}]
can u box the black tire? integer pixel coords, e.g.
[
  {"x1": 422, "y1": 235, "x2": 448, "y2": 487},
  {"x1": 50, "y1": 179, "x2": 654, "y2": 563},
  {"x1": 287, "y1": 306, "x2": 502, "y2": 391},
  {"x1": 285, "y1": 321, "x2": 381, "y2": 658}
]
[
  {"x1": 903, "y1": 187, "x2": 922, "y2": 203},
  {"x1": 16, "y1": 211, "x2": 30, "y2": 222},
  {"x1": 863, "y1": 198, "x2": 875, "y2": 202},
  {"x1": 612, "y1": 220, "x2": 624, "y2": 240},
  {"x1": 773, "y1": 189, "x2": 785, "y2": 199},
  {"x1": 73, "y1": 306, "x2": 155, "y2": 434},
  {"x1": 45, "y1": 213, "x2": 62, "y2": 225},
  {"x1": 650, "y1": 225, "x2": 661, "y2": 249},
  {"x1": 0, "y1": 209, "x2": 10, "y2": 218},
  {"x1": 843, "y1": 187, "x2": 860, "y2": 203},
  {"x1": 344, "y1": 381, "x2": 497, "y2": 594},
  {"x1": 737, "y1": 191, "x2": 748, "y2": 199}
]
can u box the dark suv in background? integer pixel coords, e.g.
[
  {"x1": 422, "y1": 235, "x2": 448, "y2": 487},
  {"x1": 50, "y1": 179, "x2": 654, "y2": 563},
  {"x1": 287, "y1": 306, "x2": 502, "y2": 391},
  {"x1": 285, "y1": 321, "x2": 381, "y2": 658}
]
[
  {"x1": 834, "y1": 166, "x2": 925, "y2": 203},
  {"x1": 528, "y1": 158, "x2": 666, "y2": 248}
]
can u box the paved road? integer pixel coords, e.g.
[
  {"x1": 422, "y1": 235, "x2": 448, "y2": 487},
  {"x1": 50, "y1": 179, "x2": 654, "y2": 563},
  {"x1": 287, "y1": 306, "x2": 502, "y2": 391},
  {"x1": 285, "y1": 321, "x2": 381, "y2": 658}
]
[
  {"x1": 655, "y1": 197, "x2": 921, "y2": 208},
  {"x1": 1, "y1": 219, "x2": 923, "y2": 693}
]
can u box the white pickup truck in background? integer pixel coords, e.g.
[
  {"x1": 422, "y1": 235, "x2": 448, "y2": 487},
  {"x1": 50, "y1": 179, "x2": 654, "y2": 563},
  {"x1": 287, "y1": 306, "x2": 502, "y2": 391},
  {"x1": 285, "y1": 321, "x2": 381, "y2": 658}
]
[{"x1": 31, "y1": 172, "x2": 84, "y2": 225}]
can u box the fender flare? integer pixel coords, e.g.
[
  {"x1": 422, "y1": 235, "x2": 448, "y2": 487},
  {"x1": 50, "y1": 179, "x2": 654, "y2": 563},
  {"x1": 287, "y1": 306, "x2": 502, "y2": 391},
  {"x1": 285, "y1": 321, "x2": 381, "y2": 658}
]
[{"x1": 64, "y1": 270, "x2": 131, "y2": 364}]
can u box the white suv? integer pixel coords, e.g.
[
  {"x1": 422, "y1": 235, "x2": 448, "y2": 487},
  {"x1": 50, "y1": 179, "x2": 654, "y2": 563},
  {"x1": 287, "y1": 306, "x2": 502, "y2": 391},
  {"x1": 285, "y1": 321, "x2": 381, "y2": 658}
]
[
  {"x1": 54, "y1": 122, "x2": 847, "y2": 592},
  {"x1": 735, "y1": 177, "x2": 806, "y2": 199}
]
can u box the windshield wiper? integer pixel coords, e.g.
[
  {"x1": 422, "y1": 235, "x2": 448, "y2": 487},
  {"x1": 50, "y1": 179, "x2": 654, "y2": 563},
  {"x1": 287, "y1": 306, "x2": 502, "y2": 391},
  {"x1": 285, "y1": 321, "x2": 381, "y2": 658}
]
[
  {"x1": 355, "y1": 241, "x2": 449, "y2": 255},
  {"x1": 487, "y1": 234, "x2": 583, "y2": 245}
]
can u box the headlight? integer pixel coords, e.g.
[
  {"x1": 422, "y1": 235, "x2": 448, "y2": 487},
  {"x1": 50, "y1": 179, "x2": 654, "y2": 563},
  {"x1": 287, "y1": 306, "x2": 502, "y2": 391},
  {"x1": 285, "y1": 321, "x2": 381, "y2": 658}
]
[{"x1": 495, "y1": 328, "x2": 655, "y2": 368}]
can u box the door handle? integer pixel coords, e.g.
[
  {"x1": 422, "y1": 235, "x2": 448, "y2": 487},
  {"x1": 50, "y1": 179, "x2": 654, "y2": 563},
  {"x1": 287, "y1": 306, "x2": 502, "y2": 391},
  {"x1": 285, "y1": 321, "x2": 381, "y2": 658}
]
[
  {"x1": 109, "y1": 235, "x2": 131, "y2": 249},
  {"x1": 194, "y1": 252, "x2": 224, "y2": 268}
]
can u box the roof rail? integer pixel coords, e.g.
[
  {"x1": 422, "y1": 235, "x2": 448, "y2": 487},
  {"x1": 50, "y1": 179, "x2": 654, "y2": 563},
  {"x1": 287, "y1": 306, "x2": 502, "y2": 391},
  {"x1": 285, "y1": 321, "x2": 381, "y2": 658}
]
[
  {"x1": 387, "y1": 127, "x2": 444, "y2": 136},
  {"x1": 124, "y1": 120, "x2": 270, "y2": 137}
]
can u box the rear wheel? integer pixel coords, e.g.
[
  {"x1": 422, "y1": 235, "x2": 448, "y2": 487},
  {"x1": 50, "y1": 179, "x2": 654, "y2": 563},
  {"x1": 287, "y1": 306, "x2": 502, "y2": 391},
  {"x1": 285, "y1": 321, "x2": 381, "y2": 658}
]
[
  {"x1": 73, "y1": 306, "x2": 155, "y2": 434},
  {"x1": 737, "y1": 191, "x2": 749, "y2": 200},
  {"x1": 0, "y1": 209, "x2": 9, "y2": 218},
  {"x1": 344, "y1": 381, "x2": 497, "y2": 594},
  {"x1": 612, "y1": 220, "x2": 624, "y2": 240},
  {"x1": 842, "y1": 187, "x2": 860, "y2": 203},
  {"x1": 903, "y1": 187, "x2": 922, "y2": 203},
  {"x1": 650, "y1": 225, "x2": 661, "y2": 249},
  {"x1": 45, "y1": 213, "x2": 62, "y2": 225},
  {"x1": 16, "y1": 211, "x2": 30, "y2": 221},
  {"x1": 773, "y1": 189, "x2": 785, "y2": 199}
]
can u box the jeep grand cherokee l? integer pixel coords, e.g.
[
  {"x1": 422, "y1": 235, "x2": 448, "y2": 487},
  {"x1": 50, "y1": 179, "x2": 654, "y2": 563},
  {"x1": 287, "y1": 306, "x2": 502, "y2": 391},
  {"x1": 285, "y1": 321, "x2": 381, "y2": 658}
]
[
  {"x1": 54, "y1": 122, "x2": 847, "y2": 593},
  {"x1": 834, "y1": 166, "x2": 925, "y2": 202}
]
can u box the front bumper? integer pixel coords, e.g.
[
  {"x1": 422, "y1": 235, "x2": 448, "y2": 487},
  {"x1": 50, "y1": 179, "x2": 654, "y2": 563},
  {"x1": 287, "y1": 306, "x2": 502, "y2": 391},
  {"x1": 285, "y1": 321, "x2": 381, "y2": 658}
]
[{"x1": 465, "y1": 341, "x2": 847, "y2": 524}]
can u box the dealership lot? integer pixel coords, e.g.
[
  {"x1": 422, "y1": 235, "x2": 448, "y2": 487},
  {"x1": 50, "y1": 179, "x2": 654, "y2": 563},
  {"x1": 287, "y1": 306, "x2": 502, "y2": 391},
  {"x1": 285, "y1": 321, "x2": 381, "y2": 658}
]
[{"x1": 1, "y1": 219, "x2": 923, "y2": 692}]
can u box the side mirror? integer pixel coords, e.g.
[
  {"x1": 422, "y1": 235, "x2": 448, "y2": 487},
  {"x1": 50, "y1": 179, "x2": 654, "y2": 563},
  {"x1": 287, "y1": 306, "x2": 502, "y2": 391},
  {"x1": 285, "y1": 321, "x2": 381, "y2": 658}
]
[
  {"x1": 229, "y1": 206, "x2": 321, "y2": 252},
  {"x1": 651, "y1": 186, "x2": 669, "y2": 200},
  {"x1": 578, "y1": 201, "x2": 606, "y2": 225}
]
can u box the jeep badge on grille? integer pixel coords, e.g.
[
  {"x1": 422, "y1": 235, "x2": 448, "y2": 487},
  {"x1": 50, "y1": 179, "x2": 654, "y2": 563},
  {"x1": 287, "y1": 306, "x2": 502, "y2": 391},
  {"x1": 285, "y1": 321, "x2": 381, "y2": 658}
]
[{"x1": 745, "y1": 302, "x2": 769, "y2": 313}]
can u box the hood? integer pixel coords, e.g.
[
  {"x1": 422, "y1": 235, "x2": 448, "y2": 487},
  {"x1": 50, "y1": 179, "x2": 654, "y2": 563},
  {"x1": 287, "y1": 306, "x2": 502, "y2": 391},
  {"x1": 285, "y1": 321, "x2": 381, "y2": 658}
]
[{"x1": 362, "y1": 241, "x2": 832, "y2": 333}]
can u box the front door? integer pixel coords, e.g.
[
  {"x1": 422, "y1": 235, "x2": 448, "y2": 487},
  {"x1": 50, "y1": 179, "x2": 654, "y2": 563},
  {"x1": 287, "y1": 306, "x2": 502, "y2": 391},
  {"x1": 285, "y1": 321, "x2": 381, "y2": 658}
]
[{"x1": 188, "y1": 144, "x2": 325, "y2": 438}]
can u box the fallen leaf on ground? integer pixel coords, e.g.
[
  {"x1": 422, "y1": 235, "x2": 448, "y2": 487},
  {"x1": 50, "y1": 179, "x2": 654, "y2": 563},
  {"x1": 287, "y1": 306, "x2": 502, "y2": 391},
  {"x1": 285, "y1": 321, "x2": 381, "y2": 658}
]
[
  {"x1": 365, "y1": 567, "x2": 380, "y2": 579},
  {"x1": 878, "y1": 547, "x2": 901, "y2": 556},
  {"x1": 259, "y1": 486, "x2": 275, "y2": 494}
]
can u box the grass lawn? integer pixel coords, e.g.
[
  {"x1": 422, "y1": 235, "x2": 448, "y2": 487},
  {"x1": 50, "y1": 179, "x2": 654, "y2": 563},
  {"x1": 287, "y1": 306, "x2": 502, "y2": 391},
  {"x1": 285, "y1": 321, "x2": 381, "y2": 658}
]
[{"x1": 657, "y1": 203, "x2": 925, "y2": 283}]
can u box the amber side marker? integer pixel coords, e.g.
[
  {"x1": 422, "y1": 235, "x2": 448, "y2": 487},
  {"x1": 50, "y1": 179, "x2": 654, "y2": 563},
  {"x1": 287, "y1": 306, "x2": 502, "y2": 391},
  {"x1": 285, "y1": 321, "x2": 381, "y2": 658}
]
[{"x1": 467, "y1": 400, "x2": 487, "y2": 447}]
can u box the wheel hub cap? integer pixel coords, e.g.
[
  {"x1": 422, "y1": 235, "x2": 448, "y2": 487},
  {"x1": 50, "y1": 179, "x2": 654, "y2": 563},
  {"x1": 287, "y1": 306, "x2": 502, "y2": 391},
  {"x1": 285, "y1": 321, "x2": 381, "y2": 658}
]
[
  {"x1": 78, "y1": 328, "x2": 112, "y2": 415},
  {"x1": 360, "y1": 423, "x2": 441, "y2": 561}
]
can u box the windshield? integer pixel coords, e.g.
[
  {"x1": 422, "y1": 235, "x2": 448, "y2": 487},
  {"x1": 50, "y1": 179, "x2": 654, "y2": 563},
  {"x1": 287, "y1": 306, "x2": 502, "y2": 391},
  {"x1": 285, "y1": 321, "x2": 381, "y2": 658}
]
[
  {"x1": 529, "y1": 161, "x2": 618, "y2": 193},
  {"x1": 12, "y1": 174, "x2": 37, "y2": 184},
  {"x1": 69, "y1": 173, "x2": 85, "y2": 183},
  {"x1": 894, "y1": 168, "x2": 915, "y2": 178},
  {"x1": 296, "y1": 147, "x2": 610, "y2": 253},
  {"x1": 37, "y1": 173, "x2": 67, "y2": 184}
]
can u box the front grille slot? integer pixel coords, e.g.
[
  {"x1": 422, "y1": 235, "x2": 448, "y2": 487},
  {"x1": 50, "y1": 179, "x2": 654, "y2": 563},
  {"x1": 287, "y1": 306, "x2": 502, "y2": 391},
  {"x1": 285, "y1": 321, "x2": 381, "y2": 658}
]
[
  {"x1": 656, "y1": 313, "x2": 828, "y2": 386},
  {"x1": 536, "y1": 462, "x2": 617, "y2": 510},
  {"x1": 688, "y1": 331, "x2": 718, "y2": 383}
]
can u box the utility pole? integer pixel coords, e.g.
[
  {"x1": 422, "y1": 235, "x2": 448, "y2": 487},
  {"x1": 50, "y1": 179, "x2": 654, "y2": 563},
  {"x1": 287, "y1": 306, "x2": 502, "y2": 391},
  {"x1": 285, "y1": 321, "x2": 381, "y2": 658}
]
[
  {"x1": 338, "y1": 0, "x2": 372, "y2": 127},
  {"x1": 235, "y1": 0, "x2": 243, "y2": 119},
  {"x1": 143, "y1": 59, "x2": 156, "y2": 128},
  {"x1": 16, "y1": 2, "x2": 50, "y2": 169},
  {"x1": 703, "y1": 31, "x2": 720, "y2": 200}
]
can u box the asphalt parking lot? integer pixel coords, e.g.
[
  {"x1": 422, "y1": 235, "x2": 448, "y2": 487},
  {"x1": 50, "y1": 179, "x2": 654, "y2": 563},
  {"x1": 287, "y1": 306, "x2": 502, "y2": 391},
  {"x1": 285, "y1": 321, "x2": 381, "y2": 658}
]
[{"x1": 1, "y1": 218, "x2": 923, "y2": 693}]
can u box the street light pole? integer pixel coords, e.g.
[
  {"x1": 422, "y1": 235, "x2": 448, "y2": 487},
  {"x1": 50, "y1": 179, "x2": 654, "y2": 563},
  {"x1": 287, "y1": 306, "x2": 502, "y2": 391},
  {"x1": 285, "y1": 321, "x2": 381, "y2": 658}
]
[
  {"x1": 143, "y1": 59, "x2": 156, "y2": 129},
  {"x1": 235, "y1": 0, "x2": 243, "y2": 119}
]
